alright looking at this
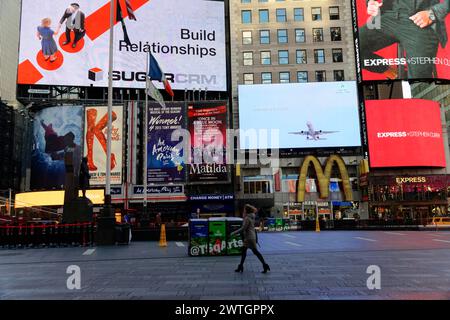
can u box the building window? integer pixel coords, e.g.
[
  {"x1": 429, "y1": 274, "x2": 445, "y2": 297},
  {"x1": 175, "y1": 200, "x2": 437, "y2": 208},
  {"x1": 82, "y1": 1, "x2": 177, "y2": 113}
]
[
  {"x1": 241, "y1": 0, "x2": 251, "y2": 3},
  {"x1": 314, "y1": 49, "x2": 325, "y2": 63},
  {"x1": 296, "y1": 50, "x2": 307, "y2": 64},
  {"x1": 294, "y1": 8, "x2": 304, "y2": 21},
  {"x1": 334, "y1": 70, "x2": 345, "y2": 81},
  {"x1": 295, "y1": 28, "x2": 305, "y2": 43},
  {"x1": 259, "y1": 9, "x2": 269, "y2": 23},
  {"x1": 242, "y1": 10, "x2": 252, "y2": 24},
  {"x1": 260, "y1": 30, "x2": 270, "y2": 44},
  {"x1": 277, "y1": 29, "x2": 288, "y2": 43},
  {"x1": 276, "y1": 8, "x2": 287, "y2": 22},
  {"x1": 242, "y1": 31, "x2": 252, "y2": 44},
  {"x1": 279, "y1": 72, "x2": 290, "y2": 83},
  {"x1": 330, "y1": 27, "x2": 342, "y2": 41},
  {"x1": 297, "y1": 71, "x2": 308, "y2": 83},
  {"x1": 312, "y1": 7, "x2": 322, "y2": 21},
  {"x1": 261, "y1": 51, "x2": 271, "y2": 65},
  {"x1": 243, "y1": 73, "x2": 254, "y2": 85},
  {"x1": 243, "y1": 52, "x2": 253, "y2": 66},
  {"x1": 332, "y1": 48, "x2": 343, "y2": 62},
  {"x1": 315, "y1": 71, "x2": 326, "y2": 82},
  {"x1": 261, "y1": 72, "x2": 272, "y2": 84},
  {"x1": 244, "y1": 180, "x2": 272, "y2": 194},
  {"x1": 259, "y1": 0, "x2": 268, "y2": 2},
  {"x1": 278, "y1": 50, "x2": 289, "y2": 64},
  {"x1": 329, "y1": 6, "x2": 340, "y2": 20},
  {"x1": 313, "y1": 28, "x2": 323, "y2": 42}
]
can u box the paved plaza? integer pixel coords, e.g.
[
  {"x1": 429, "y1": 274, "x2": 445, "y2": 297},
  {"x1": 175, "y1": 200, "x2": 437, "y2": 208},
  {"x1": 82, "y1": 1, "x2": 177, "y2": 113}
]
[{"x1": 1, "y1": 230, "x2": 450, "y2": 300}]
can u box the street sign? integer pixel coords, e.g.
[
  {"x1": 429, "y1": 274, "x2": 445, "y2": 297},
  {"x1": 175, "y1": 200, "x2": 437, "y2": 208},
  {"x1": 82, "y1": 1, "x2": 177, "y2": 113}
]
[{"x1": 28, "y1": 89, "x2": 50, "y2": 94}]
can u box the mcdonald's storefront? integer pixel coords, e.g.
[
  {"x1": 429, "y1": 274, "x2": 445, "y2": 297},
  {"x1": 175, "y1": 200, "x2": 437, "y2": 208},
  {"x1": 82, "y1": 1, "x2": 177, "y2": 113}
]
[{"x1": 240, "y1": 155, "x2": 361, "y2": 220}]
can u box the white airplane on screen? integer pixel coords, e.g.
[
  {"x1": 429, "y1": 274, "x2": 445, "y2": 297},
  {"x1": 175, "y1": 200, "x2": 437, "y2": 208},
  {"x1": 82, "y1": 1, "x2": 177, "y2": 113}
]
[{"x1": 288, "y1": 121, "x2": 339, "y2": 140}]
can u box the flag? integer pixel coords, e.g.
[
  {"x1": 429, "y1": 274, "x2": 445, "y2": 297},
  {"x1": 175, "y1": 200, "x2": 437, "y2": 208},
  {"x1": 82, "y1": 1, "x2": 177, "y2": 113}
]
[
  {"x1": 148, "y1": 53, "x2": 174, "y2": 97},
  {"x1": 116, "y1": 0, "x2": 136, "y2": 46},
  {"x1": 146, "y1": 78, "x2": 166, "y2": 108}
]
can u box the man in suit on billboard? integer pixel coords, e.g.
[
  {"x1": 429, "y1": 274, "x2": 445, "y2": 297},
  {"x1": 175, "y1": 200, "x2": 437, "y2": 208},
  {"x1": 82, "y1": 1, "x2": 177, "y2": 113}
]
[
  {"x1": 359, "y1": 0, "x2": 450, "y2": 79},
  {"x1": 59, "y1": 3, "x2": 85, "y2": 49}
]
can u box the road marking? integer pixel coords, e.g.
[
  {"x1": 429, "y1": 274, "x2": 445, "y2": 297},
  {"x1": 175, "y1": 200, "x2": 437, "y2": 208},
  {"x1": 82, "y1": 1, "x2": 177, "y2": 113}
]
[
  {"x1": 285, "y1": 241, "x2": 302, "y2": 247},
  {"x1": 82, "y1": 249, "x2": 96, "y2": 255},
  {"x1": 433, "y1": 239, "x2": 450, "y2": 244},
  {"x1": 175, "y1": 242, "x2": 185, "y2": 247},
  {"x1": 384, "y1": 232, "x2": 406, "y2": 236},
  {"x1": 354, "y1": 237, "x2": 377, "y2": 242},
  {"x1": 282, "y1": 234, "x2": 297, "y2": 239}
]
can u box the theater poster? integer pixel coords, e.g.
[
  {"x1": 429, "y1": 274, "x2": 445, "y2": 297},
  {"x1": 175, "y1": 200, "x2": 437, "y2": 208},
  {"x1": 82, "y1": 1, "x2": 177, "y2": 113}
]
[
  {"x1": 352, "y1": 0, "x2": 450, "y2": 81},
  {"x1": 31, "y1": 106, "x2": 83, "y2": 190},
  {"x1": 84, "y1": 106, "x2": 123, "y2": 185},
  {"x1": 147, "y1": 103, "x2": 186, "y2": 183},
  {"x1": 188, "y1": 104, "x2": 228, "y2": 183}
]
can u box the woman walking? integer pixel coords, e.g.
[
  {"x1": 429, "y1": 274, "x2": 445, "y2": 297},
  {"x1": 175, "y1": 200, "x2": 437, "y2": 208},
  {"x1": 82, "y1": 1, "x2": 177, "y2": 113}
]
[
  {"x1": 37, "y1": 18, "x2": 60, "y2": 62},
  {"x1": 231, "y1": 204, "x2": 270, "y2": 273}
]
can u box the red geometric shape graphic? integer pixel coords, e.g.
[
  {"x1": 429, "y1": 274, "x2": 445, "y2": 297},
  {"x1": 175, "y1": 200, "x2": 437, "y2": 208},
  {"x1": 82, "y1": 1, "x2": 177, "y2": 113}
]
[
  {"x1": 36, "y1": 50, "x2": 64, "y2": 71},
  {"x1": 85, "y1": 0, "x2": 149, "y2": 41},
  {"x1": 17, "y1": 59, "x2": 44, "y2": 84},
  {"x1": 59, "y1": 31, "x2": 85, "y2": 53}
]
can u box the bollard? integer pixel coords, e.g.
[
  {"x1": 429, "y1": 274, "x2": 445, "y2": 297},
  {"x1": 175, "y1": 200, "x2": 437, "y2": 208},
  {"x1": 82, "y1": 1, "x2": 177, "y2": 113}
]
[
  {"x1": 159, "y1": 224, "x2": 167, "y2": 247},
  {"x1": 315, "y1": 218, "x2": 320, "y2": 233}
]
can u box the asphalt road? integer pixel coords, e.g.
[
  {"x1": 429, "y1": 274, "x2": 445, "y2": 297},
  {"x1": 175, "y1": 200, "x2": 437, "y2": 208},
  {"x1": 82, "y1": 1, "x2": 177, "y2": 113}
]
[{"x1": 1, "y1": 230, "x2": 450, "y2": 300}]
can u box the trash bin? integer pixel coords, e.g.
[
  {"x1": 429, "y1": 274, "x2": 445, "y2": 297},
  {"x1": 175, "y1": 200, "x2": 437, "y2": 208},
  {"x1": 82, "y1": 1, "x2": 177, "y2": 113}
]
[
  {"x1": 267, "y1": 218, "x2": 276, "y2": 232},
  {"x1": 226, "y1": 217, "x2": 243, "y2": 255},
  {"x1": 275, "y1": 218, "x2": 283, "y2": 231},
  {"x1": 188, "y1": 219, "x2": 209, "y2": 256},
  {"x1": 115, "y1": 223, "x2": 131, "y2": 245},
  {"x1": 208, "y1": 218, "x2": 227, "y2": 256}
]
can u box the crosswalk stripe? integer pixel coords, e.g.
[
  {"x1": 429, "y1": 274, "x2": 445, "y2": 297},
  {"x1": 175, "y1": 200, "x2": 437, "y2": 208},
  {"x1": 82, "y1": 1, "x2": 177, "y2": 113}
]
[
  {"x1": 384, "y1": 232, "x2": 406, "y2": 236},
  {"x1": 82, "y1": 249, "x2": 96, "y2": 255},
  {"x1": 285, "y1": 241, "x2": 302, "y2": 247},
  {"x1": 282, "y1": 234, "x2": 297, "y2": 239},
  {"x1": 354, "y1": 237, "x2": 377, "y2": 242},
  {"x1": 433, "y1": 239, "x2": 450, "y2": 244},
  {"x1": 175, "y1": 242, "x2": 185, "y2": 247}
]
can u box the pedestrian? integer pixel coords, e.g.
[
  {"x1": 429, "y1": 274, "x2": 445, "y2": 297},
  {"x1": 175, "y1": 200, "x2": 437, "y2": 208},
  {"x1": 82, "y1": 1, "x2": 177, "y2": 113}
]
[
  {"x1": 155, "y1": 212, "x2": 162, "y2": 228},
  {"x1": 231, "y1": 204, "x2": 270, "y2": 273}
]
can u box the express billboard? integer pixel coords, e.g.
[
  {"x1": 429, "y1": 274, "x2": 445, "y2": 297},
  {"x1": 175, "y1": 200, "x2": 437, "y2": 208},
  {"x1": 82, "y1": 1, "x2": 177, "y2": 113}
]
[
  {"x1": 17, "y1": 0, "x2": 226, "y2": 91},
  {"x1": 31, "y1": 106, "x2": 83, "y2": 190},
  {"x1": 238, "y1": 81, "x2": 362, "y2": 150},
  {"x1": 365, "y1": 99, "x2": 446, "y2": 167},
  {"x1": 352, "y1": 0, "x2": 450, "y2": 81},
  {"x1": 84, "y1": 106, "x2": 123, "y2": 185}
]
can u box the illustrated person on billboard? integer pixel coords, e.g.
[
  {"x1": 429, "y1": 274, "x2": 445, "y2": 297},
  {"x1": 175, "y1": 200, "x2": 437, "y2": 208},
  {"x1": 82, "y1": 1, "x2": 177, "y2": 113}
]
[
  {"x1": 59, "y1": 3, "x2": 86, "y2": 49},
  {"x1": 41, "y1": 120, "x2": 78, "y2": 160},
  {"x1": 36, "y1": 18, "x2": 60, "y2": 62},
  {"x1": 359, "y1": 0, "x2": 450, "y2": 79},
  {"x1": 230, "y1": 204, "x2": 270, "y2": 274}
]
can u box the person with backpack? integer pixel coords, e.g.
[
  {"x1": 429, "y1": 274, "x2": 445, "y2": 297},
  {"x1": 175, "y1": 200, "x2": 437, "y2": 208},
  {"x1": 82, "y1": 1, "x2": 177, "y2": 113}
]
[{"x1": 231, "y1": 204, "x2": 270, "y2": 274}]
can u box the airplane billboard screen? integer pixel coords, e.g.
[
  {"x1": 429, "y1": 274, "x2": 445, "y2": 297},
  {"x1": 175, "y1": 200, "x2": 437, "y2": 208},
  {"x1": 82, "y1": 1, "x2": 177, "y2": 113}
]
[
  {"x1": 238, "y1": 82, "x2": 362, "y2": 150},
  {"x1": 365, "y1": 99, "x2": 446, "y2": 168},
  {"x1": 17, "y1": 0, "x2": 226, "y2": 91}
]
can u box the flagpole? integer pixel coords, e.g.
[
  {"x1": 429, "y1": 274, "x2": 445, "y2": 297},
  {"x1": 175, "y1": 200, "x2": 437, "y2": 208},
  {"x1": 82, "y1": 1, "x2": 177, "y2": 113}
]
[
  {"x1": 106, "y1": 0, "x2": 114, "y2": 204},
  {"x1": 143, "y1": 52, "x2": 149, "y2": 218}
]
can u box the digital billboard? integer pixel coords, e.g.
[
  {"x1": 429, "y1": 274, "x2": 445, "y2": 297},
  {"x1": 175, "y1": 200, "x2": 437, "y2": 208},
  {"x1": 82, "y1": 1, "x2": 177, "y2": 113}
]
[
  {"x1": 84, "y1": 106, "x2": 123, "y2": 185},
  {"x1": 31, "y1": 106, "x2": 83, "y2": 190},
  {"x1": 147, "y1": 102, "x2": 186, "y2": 183},
  {"x1": 352, "y1": 0, "x2": 450, "y2": 81},
  {"x1": 365, "y1": 99, "x2": 446, "y2": 167},
  {"x1": 238, "y1": 82, "x2": 362, "y2": 150},
  {"x1": 17, "y1": 0, "x2": 226, "y2": 91},
  {"x1": 188, "y1": 104, "x2": 228, "y2": 182}
]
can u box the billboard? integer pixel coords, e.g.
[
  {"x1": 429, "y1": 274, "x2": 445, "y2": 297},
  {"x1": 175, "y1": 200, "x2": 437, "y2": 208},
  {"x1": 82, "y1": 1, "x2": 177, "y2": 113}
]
[
  {"x1": 188, "y1": 104, "x2": 228, "y2": 182},
  {"x1": 31, "y1": 106, "x2": 83, "y2": 190},
  {"x1": 147, "y1": 103, "x2": 185, "y2": 183},
  {"x1": 84, "y1": 106, "x2": 123, "y2": 185},
  {"x1": 17, "y1": 0, "x2": 226, "y2": 91},
  {"x1": 365, "y1": 99, "x2": 446, "y2": 167},
  {"x1": 352, "y1": 0, "x2": 450, "y2": 81},
  {"x1": 238, "y1": 82, "x2": 361, "y2": 149}
]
